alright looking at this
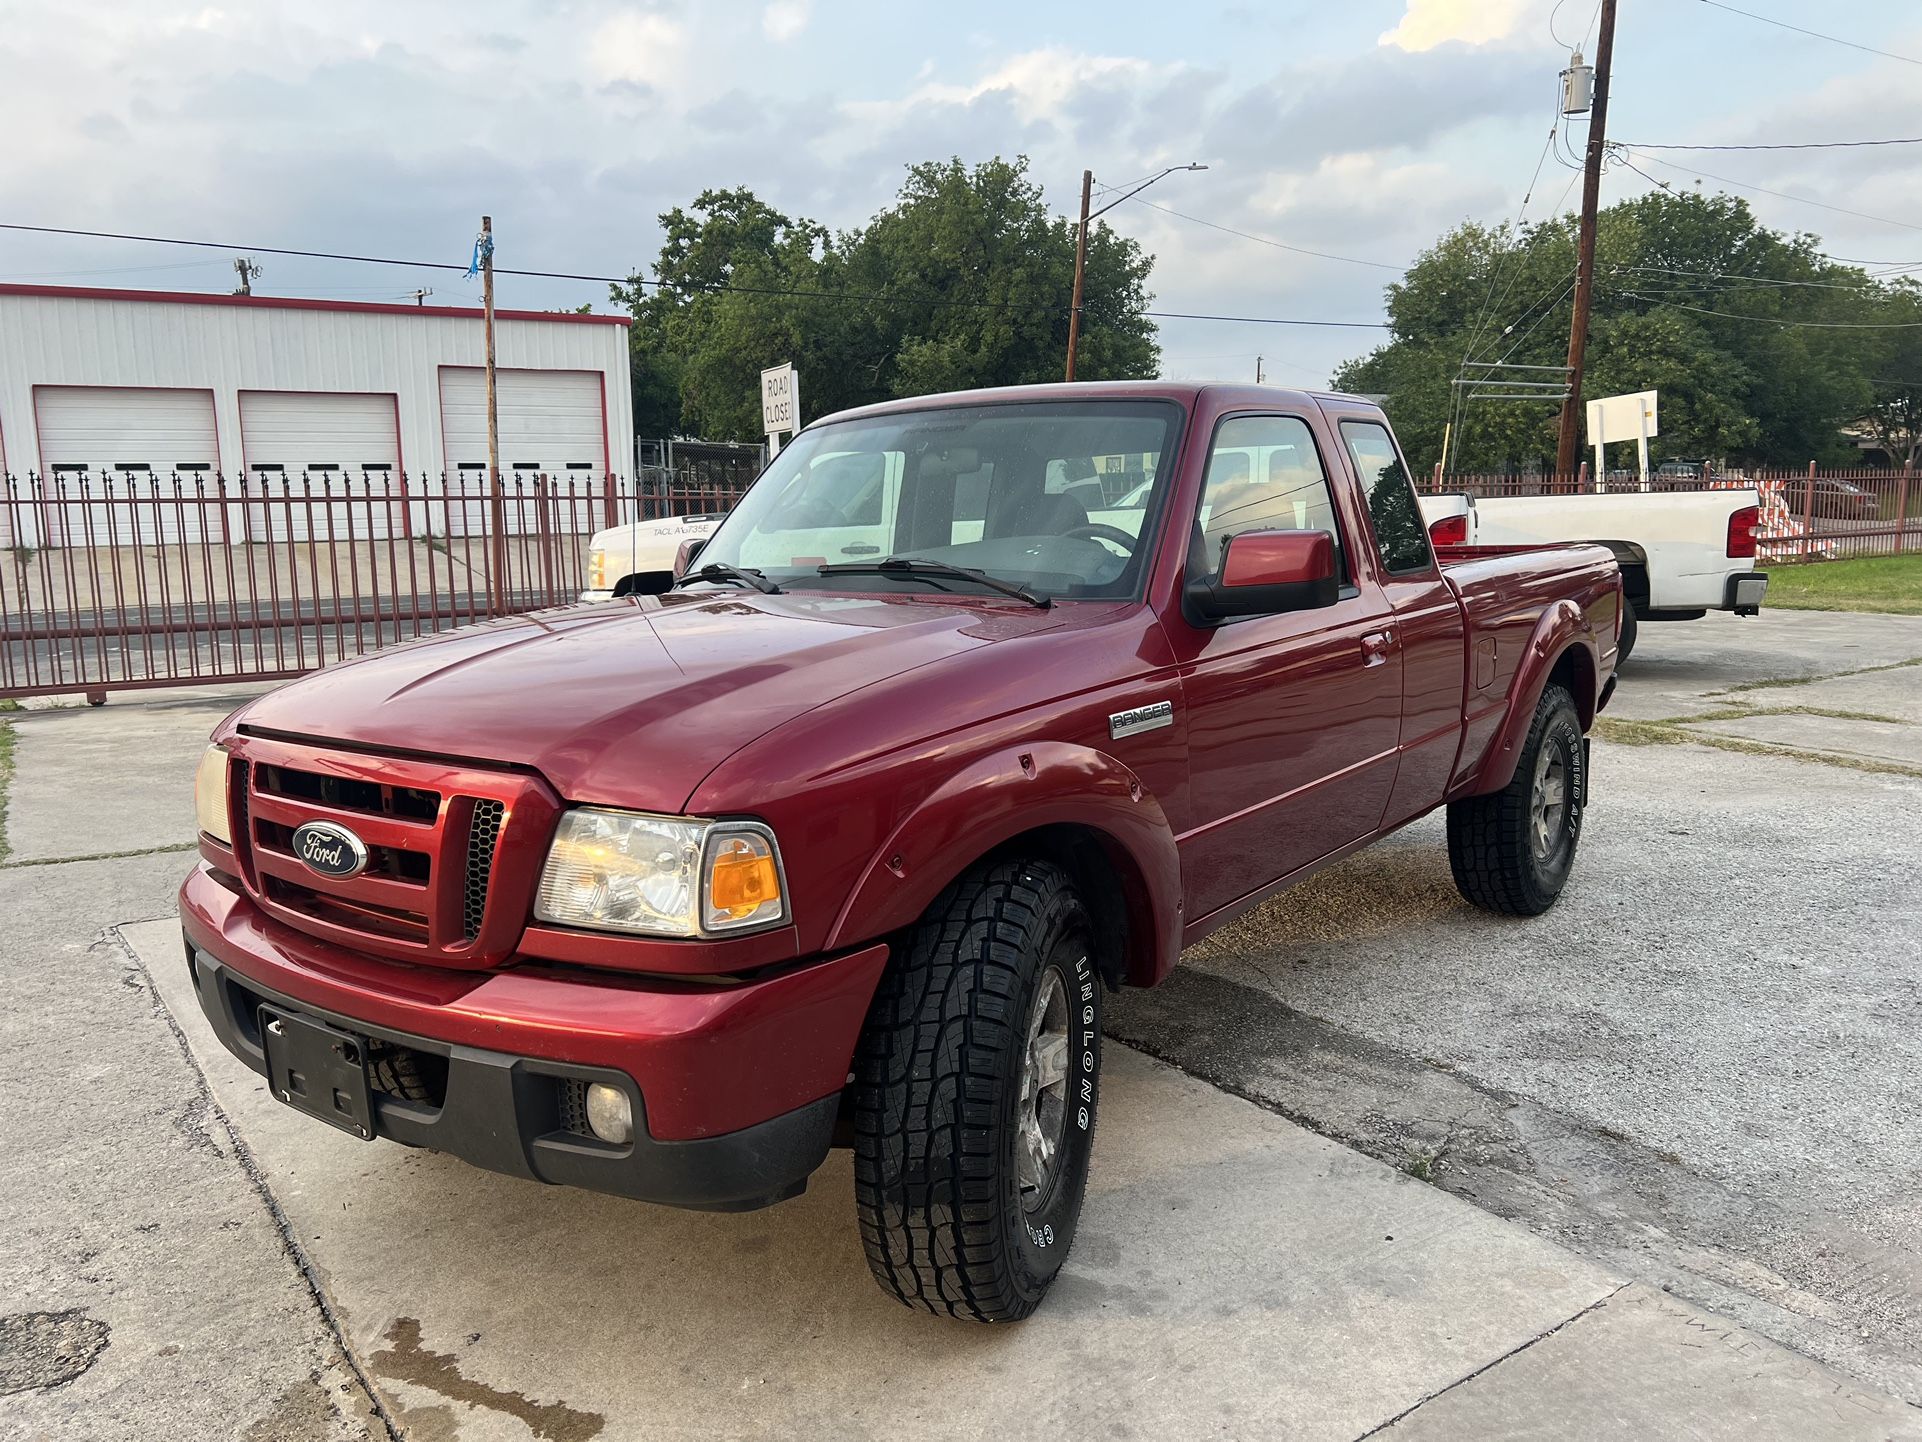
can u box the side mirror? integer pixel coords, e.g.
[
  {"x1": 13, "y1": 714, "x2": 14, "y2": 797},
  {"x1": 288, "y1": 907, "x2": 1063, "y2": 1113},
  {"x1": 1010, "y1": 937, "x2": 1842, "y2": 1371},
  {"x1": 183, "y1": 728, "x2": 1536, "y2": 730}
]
[
  {"x1": 1186, "y1": 530, "x2": 1338, "y2": 623},
  {"x1": 673, "y1": 537, "x2": 707, "y2": 579}
]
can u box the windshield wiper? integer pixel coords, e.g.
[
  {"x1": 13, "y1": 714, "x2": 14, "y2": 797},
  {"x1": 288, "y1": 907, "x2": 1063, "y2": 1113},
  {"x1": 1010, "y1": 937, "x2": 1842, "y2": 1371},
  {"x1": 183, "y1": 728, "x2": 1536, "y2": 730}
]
[
  {"x1": 674, "y1": 562, "x2": 781, "y2": 595},
  {"x1": 815, "y1": 557, "x2": 1050, "y2": 608}
]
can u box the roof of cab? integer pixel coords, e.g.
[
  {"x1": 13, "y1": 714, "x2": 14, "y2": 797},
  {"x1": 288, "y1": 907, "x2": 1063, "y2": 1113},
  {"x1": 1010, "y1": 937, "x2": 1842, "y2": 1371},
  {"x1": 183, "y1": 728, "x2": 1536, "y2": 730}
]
[{"x1": 811, "y1": 380, "x2": 1383, "y2": 431}]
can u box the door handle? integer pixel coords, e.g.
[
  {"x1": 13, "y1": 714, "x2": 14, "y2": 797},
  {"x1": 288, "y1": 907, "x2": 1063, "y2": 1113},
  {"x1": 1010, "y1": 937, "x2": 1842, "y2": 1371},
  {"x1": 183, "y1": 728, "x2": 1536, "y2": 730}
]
[{"x1": 1361, "y1": 628, "x2": 1396, "y2": 665}]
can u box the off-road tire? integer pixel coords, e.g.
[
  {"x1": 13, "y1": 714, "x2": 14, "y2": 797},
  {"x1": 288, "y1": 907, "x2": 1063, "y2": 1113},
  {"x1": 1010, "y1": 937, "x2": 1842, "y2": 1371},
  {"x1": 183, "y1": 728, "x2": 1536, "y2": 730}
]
[
  {"x1": 1447, "y1": 683, "x2": 1585, "y2": 917},
  {"x1": 850, "y1": 859, "x2": 1101, "y2": 1323},
  {"x1": 1616, "y1": 606, "x2": 1638, "y2": 663}
]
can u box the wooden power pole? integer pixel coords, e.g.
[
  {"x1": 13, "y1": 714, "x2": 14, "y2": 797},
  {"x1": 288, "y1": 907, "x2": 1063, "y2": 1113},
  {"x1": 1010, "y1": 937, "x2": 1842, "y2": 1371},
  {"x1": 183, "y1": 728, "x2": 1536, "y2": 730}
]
[
  {"x1": 480, "y1": 215, "x2": 506, "y2": 615},
  {"x1": 1064, "y1": 170, "x2": 1093, "y2": 382},
  {"x1": 1552, "y1": 0, "x2": 1614, "y2": 480},
  {"x1": 1555, "y1": 0, "x2": 1618, "y2": 476}
]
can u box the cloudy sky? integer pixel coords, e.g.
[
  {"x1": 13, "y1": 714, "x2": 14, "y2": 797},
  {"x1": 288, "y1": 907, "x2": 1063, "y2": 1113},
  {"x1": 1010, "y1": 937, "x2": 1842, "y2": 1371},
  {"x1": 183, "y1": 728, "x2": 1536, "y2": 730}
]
[{"x1": 2, "y1": 0, "x2": 1920, "y2": 398}]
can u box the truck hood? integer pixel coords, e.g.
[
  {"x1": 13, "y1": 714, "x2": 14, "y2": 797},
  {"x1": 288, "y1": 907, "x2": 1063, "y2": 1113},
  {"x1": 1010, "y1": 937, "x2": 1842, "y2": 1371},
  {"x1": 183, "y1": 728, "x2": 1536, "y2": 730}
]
[{"x1": 230, "y1": 592, "x2": 1062, "y2": 812}]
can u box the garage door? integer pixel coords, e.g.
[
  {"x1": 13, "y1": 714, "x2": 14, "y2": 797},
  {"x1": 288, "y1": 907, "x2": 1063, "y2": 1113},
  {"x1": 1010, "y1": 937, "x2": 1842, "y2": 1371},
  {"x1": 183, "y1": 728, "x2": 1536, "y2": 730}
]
[
  {"x1": 240, "y1": 391, "x2": 403, "y2": 542},
  {"x1": 35, "y1": 386, "x2": 220, "y2": 545},
  {"x1": 439, "y1": 369, "x2": 605, "y2": 535}
]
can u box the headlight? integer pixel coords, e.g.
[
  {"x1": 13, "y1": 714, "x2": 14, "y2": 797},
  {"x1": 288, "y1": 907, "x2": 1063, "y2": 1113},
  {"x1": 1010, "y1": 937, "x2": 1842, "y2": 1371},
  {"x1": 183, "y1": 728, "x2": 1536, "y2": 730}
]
[
  {"x1": 194, "y1": 745, "x2": 232, "y2": 844},
  {"x1": 534, "y1": 809, "x2": 787, "y2": 938},
  {"x1": 587, "y1": 546, "x2": 608, "y2": 590}
]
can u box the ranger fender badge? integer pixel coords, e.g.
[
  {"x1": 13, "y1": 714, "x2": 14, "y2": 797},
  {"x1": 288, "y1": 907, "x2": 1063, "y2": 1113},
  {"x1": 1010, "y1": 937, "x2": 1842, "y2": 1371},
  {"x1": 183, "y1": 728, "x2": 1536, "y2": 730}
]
[
  {"x1": 1109, "y1": 699, "x2": 1174, "y2": 740},
  {"x1": 290, "y1": 820, "x2": 370, "y2": 880}
]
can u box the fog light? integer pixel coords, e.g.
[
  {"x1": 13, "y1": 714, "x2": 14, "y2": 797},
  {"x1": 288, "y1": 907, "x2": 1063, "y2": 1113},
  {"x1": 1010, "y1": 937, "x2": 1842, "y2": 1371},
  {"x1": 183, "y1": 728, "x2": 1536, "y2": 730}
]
[{"x1": 585, "y1": 1083, "x2": 633, "y2": 1145}]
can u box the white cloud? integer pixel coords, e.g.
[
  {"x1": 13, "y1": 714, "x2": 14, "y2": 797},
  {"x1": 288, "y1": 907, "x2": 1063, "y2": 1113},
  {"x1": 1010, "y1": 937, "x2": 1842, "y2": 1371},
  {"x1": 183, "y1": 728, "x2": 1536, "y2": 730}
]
[
  {"x1": 1380, "y1": 0, "x2": 1534, "y2": 52},
  {"x1": 762, "y1": 0, "x2": 810, "y2": 43},
  {"x1": 587, "y1": 11, "x2": 687, "y2": 88},
  {"x1": 847, "y1": 48, "x2": 1161, "y2": 128}
]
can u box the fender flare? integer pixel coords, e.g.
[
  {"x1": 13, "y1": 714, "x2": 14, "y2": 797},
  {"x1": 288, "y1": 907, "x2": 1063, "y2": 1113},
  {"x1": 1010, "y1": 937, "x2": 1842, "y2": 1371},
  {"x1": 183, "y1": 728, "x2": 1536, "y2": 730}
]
[
  {"x1": 1466, "y1": 599, "x2": 1599, "y2": 796},
  {"x1": 823, "y1": 740, "x2": 1184, "y2": 988}
]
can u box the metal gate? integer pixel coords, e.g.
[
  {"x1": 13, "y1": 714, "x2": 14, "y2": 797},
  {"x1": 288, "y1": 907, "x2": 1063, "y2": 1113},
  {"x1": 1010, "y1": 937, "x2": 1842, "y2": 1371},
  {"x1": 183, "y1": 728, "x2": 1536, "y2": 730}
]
[{"x1": 0, "y1": 468, "x2": 738, "y2": 701}]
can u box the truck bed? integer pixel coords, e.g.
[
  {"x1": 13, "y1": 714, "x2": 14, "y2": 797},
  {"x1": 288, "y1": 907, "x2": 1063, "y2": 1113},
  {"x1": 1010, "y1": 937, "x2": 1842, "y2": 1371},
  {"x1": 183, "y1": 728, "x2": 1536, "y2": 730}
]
[
  {"x1": 1439, "y1": 542, "x2": 1622, "y2": 780},
  {"x1": 1419, "y1": 489, "x2": 1761, "y2": 616}
]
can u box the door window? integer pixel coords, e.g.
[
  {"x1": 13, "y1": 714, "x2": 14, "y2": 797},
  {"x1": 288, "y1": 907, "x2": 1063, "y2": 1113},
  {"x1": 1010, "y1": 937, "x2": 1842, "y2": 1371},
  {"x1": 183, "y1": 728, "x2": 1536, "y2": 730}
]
[
  {"x1": 1340, "y1": 420, "x2": 1433, "y2": 575},
  {"x1": 1194, "y1": 416, "x2": 1347, "y2": 581}
]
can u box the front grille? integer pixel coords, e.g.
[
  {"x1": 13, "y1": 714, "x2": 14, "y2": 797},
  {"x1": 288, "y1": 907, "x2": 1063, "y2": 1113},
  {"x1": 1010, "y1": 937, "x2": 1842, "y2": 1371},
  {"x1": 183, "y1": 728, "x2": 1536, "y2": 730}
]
[
  {"x1": 261, "y1": 875, "x2": 431, "y2": 943},
  {"x1": 253, "y1": 761, "x2": 440, "y2": 824},
  {"x1": 463, "y1": 800, "x2": 505, "y2": 940},
  {"x1": 231, "y1": 735, "x2": 554, "y2": 965}
]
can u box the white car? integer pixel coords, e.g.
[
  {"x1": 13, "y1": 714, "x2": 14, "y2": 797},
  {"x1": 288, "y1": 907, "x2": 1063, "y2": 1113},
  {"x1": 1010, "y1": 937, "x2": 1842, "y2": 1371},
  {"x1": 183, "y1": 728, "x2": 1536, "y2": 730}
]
[
  {"x1": 580, "y1": 513, "x2": 728, "y2": 602},
  {"x1": 1417, "y1": 489, "x2": 1768, "y2": 660}
]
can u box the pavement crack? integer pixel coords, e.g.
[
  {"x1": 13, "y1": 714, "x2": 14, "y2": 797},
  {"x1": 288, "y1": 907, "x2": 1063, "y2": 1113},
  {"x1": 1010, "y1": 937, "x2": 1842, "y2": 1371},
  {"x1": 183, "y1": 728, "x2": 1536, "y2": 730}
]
[
  {"x1": 3, "y1": 841, "x2": 198, "y2": 869},
  {"x1": 1350, "y1": 1283, "x2": 1631, "y2": 1439},
  {"x1": 99, "y1": 923, "x2": 402, "y2": 1442}
]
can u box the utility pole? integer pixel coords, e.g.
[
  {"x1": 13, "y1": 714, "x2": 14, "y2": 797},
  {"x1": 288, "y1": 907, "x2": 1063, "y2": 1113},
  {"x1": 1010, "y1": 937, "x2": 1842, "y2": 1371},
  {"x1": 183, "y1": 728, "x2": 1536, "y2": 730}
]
[
  {"x1": 1555, "y1": 0, "x2": 1618, "y2": 477},
  {"x1": 232, "y1": 257, "x2": 259, "y2": 295},
  {"x1": 1065, "y1": 170, "x2": 1093, "y2": 382},
  {"x1": 1255, "y1": 355, "x2": 1265, "y2": 385},
  {"x1": 1064, "y1": 161, "x2": 1207, "y2": 381},
  {"x1": 480, "y1": 215, "x2": 506, "y2": 616},
  {"x1": 411, "y1": 288, "x2": 433, "y2": 307}
]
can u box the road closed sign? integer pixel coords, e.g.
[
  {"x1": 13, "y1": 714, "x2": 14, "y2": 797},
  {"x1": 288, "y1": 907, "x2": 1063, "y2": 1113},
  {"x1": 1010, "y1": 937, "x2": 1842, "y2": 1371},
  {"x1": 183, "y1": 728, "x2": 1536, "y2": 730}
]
[{"x1": 761, "y1": 363, "x2": 800, "y2": 439}]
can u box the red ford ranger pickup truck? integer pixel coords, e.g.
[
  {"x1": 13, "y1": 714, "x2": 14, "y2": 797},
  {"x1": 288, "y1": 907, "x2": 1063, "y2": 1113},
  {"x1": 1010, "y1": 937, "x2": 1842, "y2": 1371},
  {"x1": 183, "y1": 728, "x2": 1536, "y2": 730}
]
[{"x1": 181, "y1": 383, "x2": 1621, "y2": 1322}]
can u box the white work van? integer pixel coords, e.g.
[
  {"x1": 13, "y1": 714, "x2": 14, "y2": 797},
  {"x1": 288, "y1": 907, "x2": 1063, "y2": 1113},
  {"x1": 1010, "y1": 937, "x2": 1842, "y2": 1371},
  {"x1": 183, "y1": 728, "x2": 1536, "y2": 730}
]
[{"x1": 1417, "y1": 489, "x2": 1768, "y2": 660}]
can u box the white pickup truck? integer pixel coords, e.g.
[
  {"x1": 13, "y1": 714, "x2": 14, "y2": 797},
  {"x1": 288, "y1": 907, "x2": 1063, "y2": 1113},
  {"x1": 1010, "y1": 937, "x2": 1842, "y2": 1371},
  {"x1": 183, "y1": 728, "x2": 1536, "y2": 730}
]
[
  {"x1": 1417, "y1": 490, "x2": 1768, "y2": 660},
  {"x1": 580, "y1": 513, "x2": 729, "y2": 602}
]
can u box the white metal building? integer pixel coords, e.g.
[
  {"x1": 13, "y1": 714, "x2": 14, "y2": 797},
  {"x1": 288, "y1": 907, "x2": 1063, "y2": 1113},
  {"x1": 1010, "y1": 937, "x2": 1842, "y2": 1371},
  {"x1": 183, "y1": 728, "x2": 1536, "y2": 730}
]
[{"x1": 0, "y1": 284, "x2": 634, "y2": 485}]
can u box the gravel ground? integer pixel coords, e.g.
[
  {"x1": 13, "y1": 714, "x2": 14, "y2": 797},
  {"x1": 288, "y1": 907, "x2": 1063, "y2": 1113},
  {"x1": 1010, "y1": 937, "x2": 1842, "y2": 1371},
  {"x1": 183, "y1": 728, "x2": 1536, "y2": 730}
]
[{"x1": 1111, "y1": 609, "x2": 1922, "y2": 1405}]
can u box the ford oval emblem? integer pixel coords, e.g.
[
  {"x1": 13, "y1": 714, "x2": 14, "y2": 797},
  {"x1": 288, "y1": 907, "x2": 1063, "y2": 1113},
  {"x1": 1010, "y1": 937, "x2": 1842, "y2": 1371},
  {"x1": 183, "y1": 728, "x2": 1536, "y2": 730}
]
[{"x1": 290, "y1": 820, "x2": 369, "y2": 880}]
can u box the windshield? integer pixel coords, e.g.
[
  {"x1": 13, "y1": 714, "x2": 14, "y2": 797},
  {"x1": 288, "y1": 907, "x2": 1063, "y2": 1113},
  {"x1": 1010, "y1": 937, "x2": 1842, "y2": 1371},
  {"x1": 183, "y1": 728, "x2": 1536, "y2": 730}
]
[{"x1": 686, "y1": 400, "x2": 1181, "y2": 601}]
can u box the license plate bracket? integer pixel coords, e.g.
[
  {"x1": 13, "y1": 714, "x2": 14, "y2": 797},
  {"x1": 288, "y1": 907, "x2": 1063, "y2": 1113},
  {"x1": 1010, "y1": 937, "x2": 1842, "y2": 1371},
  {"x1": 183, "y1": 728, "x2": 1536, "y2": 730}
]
[{"x1": 259, "y1": 1005, "x2": 375, "y2": 1140}]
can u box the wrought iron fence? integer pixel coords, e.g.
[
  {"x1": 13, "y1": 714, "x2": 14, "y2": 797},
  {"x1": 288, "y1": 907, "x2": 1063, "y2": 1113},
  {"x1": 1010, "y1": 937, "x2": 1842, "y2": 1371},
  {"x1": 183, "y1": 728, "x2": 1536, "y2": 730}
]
[
  {"x1": 1430, "y1": 464, "x2": 1920, "y2": 563},
  {"x1": 0, "y1": 468, "x2": 750, "y2": 701}
]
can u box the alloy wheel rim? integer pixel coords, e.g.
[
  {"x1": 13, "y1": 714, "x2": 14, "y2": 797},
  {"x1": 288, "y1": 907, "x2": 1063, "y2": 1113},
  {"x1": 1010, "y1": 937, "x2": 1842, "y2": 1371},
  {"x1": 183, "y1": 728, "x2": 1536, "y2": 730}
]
[
  {"x1": 1016, "y1": 966, "x2": 1071, "y2": 1211},
  {"x1": 1531, "y1": 743, "x2": 1568, "y2": 862}
]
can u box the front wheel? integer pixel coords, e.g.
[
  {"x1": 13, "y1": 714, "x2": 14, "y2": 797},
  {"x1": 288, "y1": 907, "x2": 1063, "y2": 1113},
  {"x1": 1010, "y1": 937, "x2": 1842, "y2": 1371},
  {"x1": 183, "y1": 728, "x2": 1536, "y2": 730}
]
[
  {"x1": 1447, "y1": 683, "x2": 1586, "y2": 916},
  {"x1": 850, "y1": 859, "x2": 1101, "y2": 1322}
]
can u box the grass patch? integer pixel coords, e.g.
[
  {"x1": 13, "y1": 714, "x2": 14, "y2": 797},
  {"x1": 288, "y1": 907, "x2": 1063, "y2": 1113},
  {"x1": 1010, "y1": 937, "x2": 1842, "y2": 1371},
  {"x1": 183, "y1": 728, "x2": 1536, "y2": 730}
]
[
  {"x1": 1593, "y1": 713, "x2": 1922, "y2": 779},
  {"x1": 1763, "y1": 554, "x2": 1922, "y2": 615},
  {"x1": 1718, "y1": 654, "x2": 1922, "y2": 695}
]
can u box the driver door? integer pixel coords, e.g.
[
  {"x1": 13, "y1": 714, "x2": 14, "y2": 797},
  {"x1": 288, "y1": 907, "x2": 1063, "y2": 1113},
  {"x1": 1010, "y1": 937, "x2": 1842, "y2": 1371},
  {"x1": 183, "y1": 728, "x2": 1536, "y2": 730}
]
[{"x1": 1169, "y1": 412, "x2": 1402, "y2": 921}]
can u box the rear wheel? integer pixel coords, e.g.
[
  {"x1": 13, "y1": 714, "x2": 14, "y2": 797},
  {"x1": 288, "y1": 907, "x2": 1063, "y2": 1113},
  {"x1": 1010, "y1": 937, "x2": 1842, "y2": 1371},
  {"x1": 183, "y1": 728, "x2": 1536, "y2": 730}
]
[
  {"x1": 1616, "y1": 606, "x2": 1639, "y2": 663},
  {"x1": 1447, "y1": 683, "x2": 1585, "y2": 916},
  {"x1": 850, "y1": 859, "x2": 1101, "y2": 1322}
]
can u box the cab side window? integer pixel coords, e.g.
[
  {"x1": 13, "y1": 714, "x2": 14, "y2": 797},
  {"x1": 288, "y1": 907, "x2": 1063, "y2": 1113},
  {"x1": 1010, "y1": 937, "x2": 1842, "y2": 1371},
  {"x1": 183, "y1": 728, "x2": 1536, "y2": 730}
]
[
  {"x1": 1340, "y1": 420, "x2": 1433, "y2": 575},
  {"x1": 1195, "y1": 415, "x2": 1347, "y2": 582}
]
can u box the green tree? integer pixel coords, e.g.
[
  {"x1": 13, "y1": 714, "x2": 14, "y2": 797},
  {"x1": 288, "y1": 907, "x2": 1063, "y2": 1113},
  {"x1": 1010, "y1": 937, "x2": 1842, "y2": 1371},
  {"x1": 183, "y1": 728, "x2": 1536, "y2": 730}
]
[
  {"x1": 1859, "y1": 282, "x2": 1922, "y2": 467},
  {"x1": 611, "y1": 158, "x2": 1159, "y2": 444},
  {"x1": 1334, "y1": 190, "x2": 1890, "y2": 471}
]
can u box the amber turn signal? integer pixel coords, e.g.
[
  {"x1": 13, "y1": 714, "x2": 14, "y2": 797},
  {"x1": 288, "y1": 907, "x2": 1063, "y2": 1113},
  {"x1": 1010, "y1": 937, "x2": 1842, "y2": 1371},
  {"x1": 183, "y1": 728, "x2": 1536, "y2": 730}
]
[{"x1": 703, "y1": 831, "x2": 784, "y2": 930}]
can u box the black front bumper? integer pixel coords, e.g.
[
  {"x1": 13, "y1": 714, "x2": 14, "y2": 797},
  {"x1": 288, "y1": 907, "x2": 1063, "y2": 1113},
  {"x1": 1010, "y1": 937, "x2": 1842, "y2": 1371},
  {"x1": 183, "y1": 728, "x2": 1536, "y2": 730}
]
[{"x1": 187, "y1": 939, "x2": 837, "y2": 1212}]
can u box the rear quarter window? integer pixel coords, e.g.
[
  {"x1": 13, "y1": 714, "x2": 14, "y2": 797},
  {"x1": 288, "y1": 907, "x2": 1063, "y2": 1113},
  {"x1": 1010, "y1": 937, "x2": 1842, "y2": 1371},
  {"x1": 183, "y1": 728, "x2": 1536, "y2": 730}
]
[{"x1": 1340, "y1": 420, "x2": 1433, "y2": 575}]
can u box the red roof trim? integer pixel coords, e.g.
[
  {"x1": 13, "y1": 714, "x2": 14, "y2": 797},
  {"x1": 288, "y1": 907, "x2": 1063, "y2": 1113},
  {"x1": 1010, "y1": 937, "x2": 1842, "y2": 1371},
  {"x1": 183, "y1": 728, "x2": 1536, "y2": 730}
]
[{"x1": 0, "y1": 282, "x2": 632, "y2": 327}]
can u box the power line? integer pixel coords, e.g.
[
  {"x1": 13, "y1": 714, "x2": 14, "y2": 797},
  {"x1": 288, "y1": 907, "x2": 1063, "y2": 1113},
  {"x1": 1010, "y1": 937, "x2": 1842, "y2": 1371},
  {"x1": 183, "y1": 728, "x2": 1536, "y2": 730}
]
[
  {"x1": 1140, "y1": 310, "x2": 1387, "y2": 329},
  {"x1": 0, "y1": 218, "x2": 1391, "y2": 331},
  {"x1": 1619, "y1": 136, "x2": 1922, "y2": 151},
  {"x1": 1693, "y1": 0, "x2": 1922, "y2": 68},
  {"x1": 0, "y1": 220, "x2": 1041, "y2": 310},
  {"x1": 1611, "y1": 148, "x2": 1922, "y2": 234},
  {"x1": 1613, "y1": 294, "x2": 1922, "y2": 328},
  {"x1": 1111, "y1": 194, "x2": 1400, "y2": 271}
]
